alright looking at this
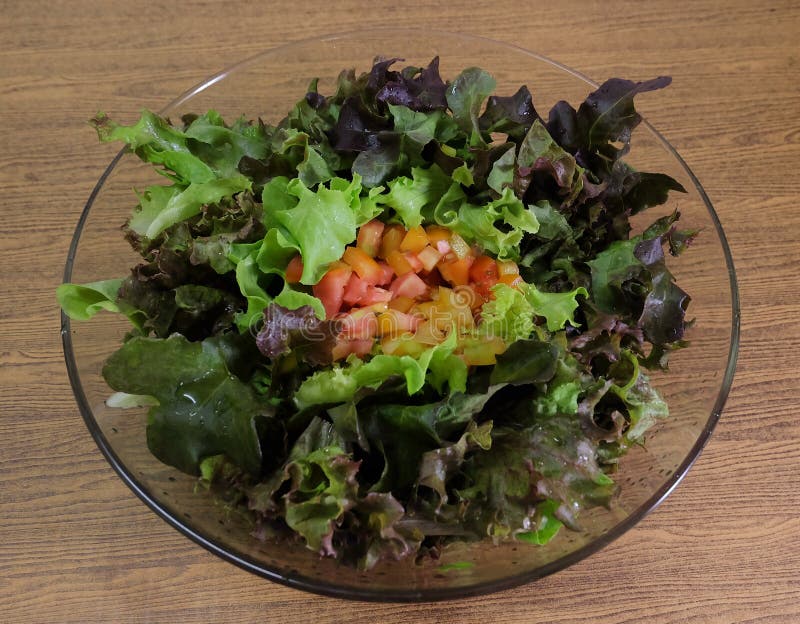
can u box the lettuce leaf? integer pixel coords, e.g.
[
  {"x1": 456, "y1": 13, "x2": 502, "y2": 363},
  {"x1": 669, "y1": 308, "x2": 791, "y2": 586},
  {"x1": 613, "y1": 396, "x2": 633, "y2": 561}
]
[
  {"x1": 516, "y1": 499, "x2": 564, "y2": 545},
  {"x1": 436, "y1": 187, "x2": 539, "y2": 260},
  {"x1": 91, "y1": 110, "x2": 215, "y2": 183},
  {"x1": 377, "y1": 164, "x2": 451, "y2": 228},
  {"x1": 132, "y1": 176, "x2": 253, "y2": 240},
  {"x1": 102, "y1": 334, "x2": 269, "y2": 475},
  {"x1": 490, "y1": 339, "x2": 559, "y2": 386},
  {"x1": 524, "y1": 283, "x2": 588, "y2": 332},
  {"x1": 57, "y1": 279, "x2": 132, "y2": 322},
  {"x1": 479, "y1": 85, "x2": 539, "y2": 142},
  {"x1": 515, "y1": 120, "x2": 583, "y2": 204},
  {"x1": 579, "y1": 77, "x2": 672, "y2": 154},
  {"x1": 276, "y1": 177, "x2": 360, "y2": 284},
  {"x1": 459, "y1": 411, "x2": 615, "y2": 535},
  {"x1": 249, "y1": 417, "x2": 419, "y2": 566},
  {"x1": 256, "y1": 175, "x2": 365, "y2": 284},
  {"x1": 479, "y1": 283, "x2": 535, "y2": 342},
  {"x1": 92, "y1": 109, "x2": 269, "y2": 182},
  {"x1": 255, "y1": 303, "x2": 339, "y2": 366},
  {"x1": 588, "y1": 223, "x2": 690, "y2": 346},
  {"x1": 233, "y1": 251, "x2": 271, "y2": 332},
  {"x1": 445, "y1": 67, "x2": 496, "y2": 146},
  {"x1": 375, "y1": 57, "x2": 448, "y2": 112},
  {"x1": 417, "y1": 420, "x2": 493, "y2": 506},
  {"x1": 294, "y1": 330, "x2": 467, "y2": 408}
]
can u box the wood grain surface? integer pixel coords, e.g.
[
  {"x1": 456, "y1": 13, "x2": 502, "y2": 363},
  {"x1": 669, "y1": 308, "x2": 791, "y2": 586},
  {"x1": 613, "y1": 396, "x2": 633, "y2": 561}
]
[{"x1": 2, "y1": 1, "x2": 799, "y2": 622}]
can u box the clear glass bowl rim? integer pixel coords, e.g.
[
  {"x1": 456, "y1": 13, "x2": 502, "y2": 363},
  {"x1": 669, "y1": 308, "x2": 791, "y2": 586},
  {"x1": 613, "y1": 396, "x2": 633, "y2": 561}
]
[{"x1": 60, "y1": 27, "x2": 741, "y2": 602}]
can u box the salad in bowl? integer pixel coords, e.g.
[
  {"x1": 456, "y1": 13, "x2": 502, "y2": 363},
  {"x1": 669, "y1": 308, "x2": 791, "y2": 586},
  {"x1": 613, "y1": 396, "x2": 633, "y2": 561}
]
[{"x1": 59, "y1": 55, "x2": 695, "y2": 572}]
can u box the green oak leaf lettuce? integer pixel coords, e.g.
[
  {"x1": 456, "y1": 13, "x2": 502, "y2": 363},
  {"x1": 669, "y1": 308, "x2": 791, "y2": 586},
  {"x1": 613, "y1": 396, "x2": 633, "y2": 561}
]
[
  {"x1": 57, "y1": 278, "x2": 135, "y2": 323},
  {"x1": 434, "y1": 187, "x2": 540, "y2": 260},
  {"x1": 294, "y1": 330, "x2": 467, "y2": 408}
]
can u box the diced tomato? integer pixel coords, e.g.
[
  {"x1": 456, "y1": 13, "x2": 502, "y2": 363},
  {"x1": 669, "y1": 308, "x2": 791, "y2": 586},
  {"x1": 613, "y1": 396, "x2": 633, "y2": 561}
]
[
  {"x1": 376, "y1": 262, "x2": 395, "y2": 286},
  {"x1": 360, "y1": 286, "x2": 393, "y2": 306},
  {"x1": 417, "y1": 245, "x2": 443, "y2": 272},
  {"x1": 285, "y1": 254, "x2": 304, "y2": 284},
  {"x1": 438, "y1": 256, "x2": 474, "y2": 286},
  {"x1": 343, "y1": 273, "x2": 369, "y2": 306},
  {"x1": 342, "y1": 246, "x2": 384, "y2": 284},
  {"x1": 404, "y1": 252, "x2": 424, "y2": 273},
  {"x1": 386, "y1": 250, "x2": 415, "y2": 276},
  {"x1": 356, "y1": 219, "x2": 385, "y2": 257},
  {"x1": 379, "y1": 225, "x2": 407, "y2": 259},
  {"x1": 349, "y1": 339, "x2": 375, "y2": 357},
  {"x1": 469, "y1": 255, "x2": 499, "y2": 284},
  {"x1": 400, "y1": 226, "x2": 429, "y2": 254},
  {"x1": 435, "y1": 240, "x2": 451, "y2": 255},
  {"x1": 390, "y1": 272, "x2": 429, "y2": 300},
  {"x1": 338, "y1": 308, "x2": 378, "y2": 340},
  {"x1": 343, "y1": 274, "x2": 393, "y2": 307},
  {"x1": 388, "y1": 296, "x2": 416, "y2": 313},
  {"x1": 332, "y1": 337, "x2": 374, "y2": 361},
  {"x1": 473, "y1": 280, "x2": 496, "y2": 300},
  {"x1": 377, "y1": 309, "x2": 422, "y2": 336},
  {"x1": 461, "y1": 283, "x2": 486, "y2": 310},
  {"x1": 313, "y1": 265, "x2": 352, "y2": 318}
]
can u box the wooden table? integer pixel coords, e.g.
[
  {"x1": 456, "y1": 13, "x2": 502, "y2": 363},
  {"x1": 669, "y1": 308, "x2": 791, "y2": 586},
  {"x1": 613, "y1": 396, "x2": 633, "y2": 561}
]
[{"x1": 3, "y1": 1, "x2": 798, "y2": 621}]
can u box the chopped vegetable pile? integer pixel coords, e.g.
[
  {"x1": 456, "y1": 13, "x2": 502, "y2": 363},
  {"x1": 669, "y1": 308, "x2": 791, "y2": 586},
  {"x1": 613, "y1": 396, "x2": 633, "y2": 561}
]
[{"x1": 58, "y1": 57, "x2": 695, "y2": 569}]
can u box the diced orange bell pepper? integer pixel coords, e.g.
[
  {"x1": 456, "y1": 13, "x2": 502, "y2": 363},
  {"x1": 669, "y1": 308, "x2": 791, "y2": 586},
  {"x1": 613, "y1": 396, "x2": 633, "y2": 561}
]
[
  {"x1": 376, "y1": 309, "x2": 422, "y2": 337},
  {"x1": 388, "y1": 296, "x2": 416, "y2": 313},
  {"x1": 413, "y1": 320, "x2": 446, "y2": 345},
  {"x1": 379, "y1": 225, "x2": 407, "y2": 259},
  {"x1": 438, "y1": 256, "x2": 474, "y2": 286},
  {"x1": 385, "y1": 250, "x2": 415, "y2": 276},
  {"x1": 496, "y1": 259, "x2": 520, "y2": 276},
  {"x1": 425, "y1": 225, "x2": 452, "y2": 245},
  {"x1": 381, "y1": 334, "x2": 427, "y2": 357},
  {"x1": 342, "y1": 246, "x2": 384, "y2": 284},
  {"x1": 498, "y1": 273, "x2": 524, "y2": 288},
  {"x1": 400, "y1": 226, "x2": 430, "y2": 254},
  {"x1": 356, "y1": 219, "x2": 386, "y2": 257}
]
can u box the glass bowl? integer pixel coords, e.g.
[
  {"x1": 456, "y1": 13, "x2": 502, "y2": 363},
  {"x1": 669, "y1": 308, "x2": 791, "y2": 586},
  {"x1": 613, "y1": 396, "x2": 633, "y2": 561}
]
[{"x1": 61, "y1": 29, "x2": 739, "y2": 601}]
